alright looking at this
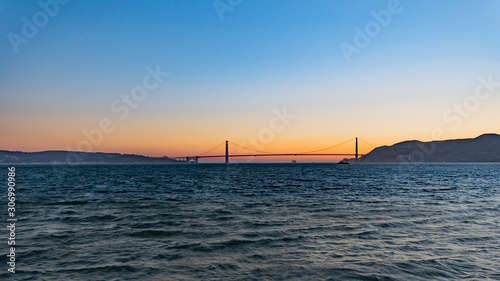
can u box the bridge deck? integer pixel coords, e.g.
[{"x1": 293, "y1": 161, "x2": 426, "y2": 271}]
[
  {"x1": 195, "y1": 153, "x2": 362, "y2": 159},
  {"x1": 172, "y1": 138, "x2": 368, "y2": 162}
]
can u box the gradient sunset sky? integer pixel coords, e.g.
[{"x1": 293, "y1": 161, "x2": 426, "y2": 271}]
[{"x1": 1, "y1": 0, "x2": 499, "y2": 160}]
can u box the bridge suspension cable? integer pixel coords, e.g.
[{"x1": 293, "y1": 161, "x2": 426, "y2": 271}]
[
  {"x1": 198, "y1": 142, "x2": 225, "y2": 156},
  {"x1": 174, "y1": 137, "x2": 372, "y2": 161},
  {"x1": 228, "y1": 141, "x2": 270, "y2": 154},
  {"x1": 358, "y1": 138, "x2": 376, "y2": 148},
  {"x1": 297, "y1": 138, "x2": 356, "y2": 154}
]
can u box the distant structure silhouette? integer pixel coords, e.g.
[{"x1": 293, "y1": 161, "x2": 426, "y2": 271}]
[{"x1": 173, "y1": 137, "x2": 374, "y2": 163}]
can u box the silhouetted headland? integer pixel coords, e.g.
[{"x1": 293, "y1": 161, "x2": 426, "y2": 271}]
[
  {"x1": 0, "y1": 150, "x2": 180, "y2": 164},
  {"x1": 360, "y1": 133, "x2": 500, "y2": 163}
]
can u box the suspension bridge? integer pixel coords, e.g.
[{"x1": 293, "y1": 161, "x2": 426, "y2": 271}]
[{"x1": 172, "y1": 137, "x2": 375, "y2": 163}]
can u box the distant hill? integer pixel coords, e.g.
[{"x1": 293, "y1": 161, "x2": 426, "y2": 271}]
[
  {"x1": 0, "y1": 150, "x2": 181, "y2": 164},
  {"x1": 359, "y1": 133, "x2": 500, "y2": 163}
]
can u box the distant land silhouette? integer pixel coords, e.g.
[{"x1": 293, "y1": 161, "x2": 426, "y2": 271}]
[
  {"x1": 360, "y1": 133, "x2": 500, "y2": 163},
  {"x1": 0, "y1": 150, "x2": 180, "y2": 164},
  {"x1": 1, "y1": 133, "x2": 499, "y2": 164}
]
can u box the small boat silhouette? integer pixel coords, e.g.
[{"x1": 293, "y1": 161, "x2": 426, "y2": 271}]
[{"x1": 338, "y1": 158, "x2": 349, "y2": 165}]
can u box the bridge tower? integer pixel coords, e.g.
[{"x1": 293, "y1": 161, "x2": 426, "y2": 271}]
[
  {"x1": 355, "y1": 137, "x2": 358, "y2": 161},
  {"x1": 225, "y1": 140, "x2": 229, "y2": 163}
]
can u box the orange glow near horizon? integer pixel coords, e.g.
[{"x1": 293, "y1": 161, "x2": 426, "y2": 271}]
[
  {"x1": 1, "y1": 103, "x2": 498, "y2": 160},
  {"x1": 1, "y1": 118, "x2": 497, "y2": 160}
]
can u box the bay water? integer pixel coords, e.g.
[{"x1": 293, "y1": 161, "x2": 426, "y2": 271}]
[{"x1": 2, "y1": 163, "x2": 500, "y2": 280}]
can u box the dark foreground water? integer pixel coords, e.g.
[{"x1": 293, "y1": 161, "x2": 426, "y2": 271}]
[{"x1": 2, "y1": 163, "x2": 500, "y2": 280}]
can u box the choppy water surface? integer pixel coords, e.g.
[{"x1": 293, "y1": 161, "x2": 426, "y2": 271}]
[{"x1": 3, "y1": 164, "x2": 500, "y2": 280}]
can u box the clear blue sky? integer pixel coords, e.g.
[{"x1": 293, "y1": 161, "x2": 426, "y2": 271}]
[{"x1": 1, "y1": 0, "x2": 499, "y2": 157}]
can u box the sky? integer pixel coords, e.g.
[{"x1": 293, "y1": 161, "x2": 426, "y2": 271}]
[{"x1": 1, "y1": 0, "x2": 499, "y2": 161}]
